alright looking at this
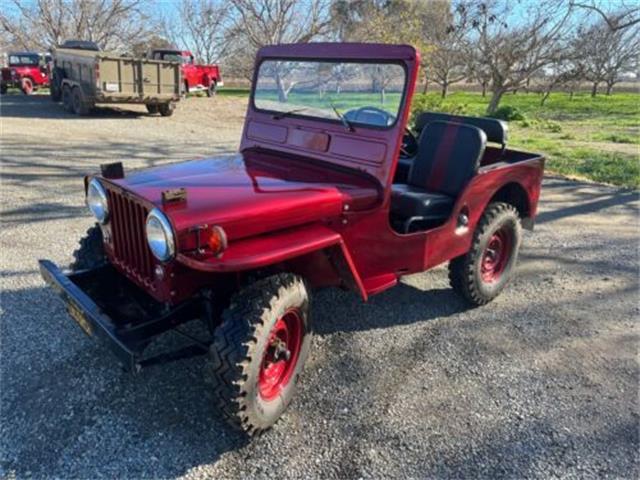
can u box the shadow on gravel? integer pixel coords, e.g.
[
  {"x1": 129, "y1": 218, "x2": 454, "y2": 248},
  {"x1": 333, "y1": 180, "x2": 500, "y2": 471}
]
[
  {"x1": 0, "y1": 286, "x2": 249, "y2": 478},
  {"x1": 0, "y1": 94, "x2": 147, "y2": 120}
]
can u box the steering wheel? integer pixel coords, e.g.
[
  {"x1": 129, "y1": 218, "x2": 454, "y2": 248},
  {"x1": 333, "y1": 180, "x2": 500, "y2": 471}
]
[
  {"x1": 400, "y1": 127, "x2": 418, "y2": 158},
  {"x1": 343, "y1": 106, "x2": 395, "y2": 127}
]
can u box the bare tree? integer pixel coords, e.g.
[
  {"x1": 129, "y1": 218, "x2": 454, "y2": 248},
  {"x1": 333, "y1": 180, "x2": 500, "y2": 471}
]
[
  {"x1": 163, "y1": 0, "x2": 233, "y2": 63},
  {"x1": 226, "y1": 0, "x2": 332, "y2": 99},
  {"x1": 467, "y1": 0, "x2": 574, "y2": 114},
  {"x1": 576, "y1": 20, "x2": 640, "y2": 96},
  {"x1": 571, "y1": 0, "x2": 640, "y2": 31},
  {"x1": 0, "y1": 0, "x2": 154, "y2": 52},
  {"x1": 427, "y1": 3, "x2": 469, "y2": 98}
]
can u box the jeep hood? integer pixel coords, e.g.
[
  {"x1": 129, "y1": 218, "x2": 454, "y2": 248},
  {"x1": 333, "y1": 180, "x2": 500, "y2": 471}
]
[{"x1": 108, "y1": 151, "x2": 380, "y2": 241}]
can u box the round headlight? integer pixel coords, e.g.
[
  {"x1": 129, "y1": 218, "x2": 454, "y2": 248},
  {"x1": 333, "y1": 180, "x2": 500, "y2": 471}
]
[
  {"x1": 146, "y1": 208, "x2": 175, "y2": 262},
  {"x1": 87, "y1": 178, "x2": 109, "y2": 223}
]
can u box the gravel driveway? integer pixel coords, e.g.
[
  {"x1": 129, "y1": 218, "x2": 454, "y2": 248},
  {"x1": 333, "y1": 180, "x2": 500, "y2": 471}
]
[{"x1": 1, "y1": 95, "x2": 638, "y2": 479}]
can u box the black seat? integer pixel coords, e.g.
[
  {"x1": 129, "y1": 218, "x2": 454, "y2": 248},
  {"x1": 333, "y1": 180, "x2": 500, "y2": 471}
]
[
  {"x1": 414, "y1": 111, "x2": 508, "y2": 149},
  {"x1": 391, "y1": 121, "x2": 487, "y2": 232}
]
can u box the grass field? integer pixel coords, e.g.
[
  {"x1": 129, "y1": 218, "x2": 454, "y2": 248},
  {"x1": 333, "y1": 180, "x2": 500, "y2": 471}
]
[{"x1": 220, "y1": 87, "x2": 639, "y2": 189}]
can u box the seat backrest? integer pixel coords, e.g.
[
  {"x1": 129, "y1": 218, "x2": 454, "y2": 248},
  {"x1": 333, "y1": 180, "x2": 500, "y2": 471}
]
[
  {"x1": 415, "y1": 111, "x2": 507, "y2": 148},
  {"x1": 409, "y1": 121, "x2": 487, "y2": 197}
]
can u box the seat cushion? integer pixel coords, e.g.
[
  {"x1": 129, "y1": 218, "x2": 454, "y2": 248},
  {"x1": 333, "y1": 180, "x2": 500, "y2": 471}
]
[{"x1": 391, "y1": 184, "x2": 455, "y2": 220}]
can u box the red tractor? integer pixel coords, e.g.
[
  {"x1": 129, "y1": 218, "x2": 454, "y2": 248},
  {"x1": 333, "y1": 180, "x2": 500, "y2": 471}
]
[
  {"x1": 150, "y1": 49, "x2": 223, "y2": 97},
  {"x1": 1, "y1": 52, "x2": 50, "y2": 95},
  {"x1": 40, "y1": 43, "x2": 544, "y2": 436}
]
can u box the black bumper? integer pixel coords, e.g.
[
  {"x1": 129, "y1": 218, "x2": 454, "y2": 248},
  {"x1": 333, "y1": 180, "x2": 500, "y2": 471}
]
[{"x1": 39, "y1": 260, "x2": 140, "y2": 371}]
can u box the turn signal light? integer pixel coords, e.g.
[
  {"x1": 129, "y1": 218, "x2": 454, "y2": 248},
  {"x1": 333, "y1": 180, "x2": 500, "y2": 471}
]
[{"x1": 206, "y1": 226, "x2": 227, "y2": 256}]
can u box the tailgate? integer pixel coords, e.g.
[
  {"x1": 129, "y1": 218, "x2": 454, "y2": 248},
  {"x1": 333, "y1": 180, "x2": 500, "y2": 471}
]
[{"x1": 98, "y1": 56, "x2": 180, "y2": 100}]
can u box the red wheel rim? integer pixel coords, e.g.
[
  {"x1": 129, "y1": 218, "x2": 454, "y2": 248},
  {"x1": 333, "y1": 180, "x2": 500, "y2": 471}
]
[
  {"x1": 23, "y1": 79, "x2": 33, "y2": 94},
  {"x1": 258, "y1": 308, "x2": 303, "y2": 401},
  {"x1": 481, "y1": 226, "x2": 513, "y2": 283}
]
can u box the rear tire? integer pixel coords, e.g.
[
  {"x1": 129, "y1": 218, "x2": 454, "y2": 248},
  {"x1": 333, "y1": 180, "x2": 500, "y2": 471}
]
[
  {"x1": 449, "y1": 202, "x2": 522, "y2": 306},
  {"x1": 69, "y1": 225, "x2": 106, "y2": 271},
  {"x1": 206, "y1": 81, "x2": 217, "y2": 97},
  {"x1": 158, "y1": 102, "x2": 174, "y2": 117},
  {"x1": 21, "y1": 78, "x2": 33, "y2": 95},
  {"x1": 206, "y1": 273, "x2": 312, "y2": 436},
  {"x1": 145, "y1": 104, "x2": 159, "y2": 115}
]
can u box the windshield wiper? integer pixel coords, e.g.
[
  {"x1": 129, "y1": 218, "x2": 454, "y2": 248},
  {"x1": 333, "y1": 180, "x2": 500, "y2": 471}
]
[
  {"x1": 329, "y1": 102, "x2": 355, "y2": 132},
  {"x1": 273, "y1": 108, "x2": 309, "y2": 120}
]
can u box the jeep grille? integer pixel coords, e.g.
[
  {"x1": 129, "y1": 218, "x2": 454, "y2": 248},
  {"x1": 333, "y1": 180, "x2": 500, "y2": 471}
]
[{"x1": 105, "y1": 187, "x2": 156, "y2": 289}]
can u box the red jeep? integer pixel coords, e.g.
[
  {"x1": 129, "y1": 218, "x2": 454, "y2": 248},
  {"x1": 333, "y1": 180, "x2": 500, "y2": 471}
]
[
  {"x1": 39, "y1": 43, "x2": 544, "y2": 435},
  {"x1": 1, "y1": 52, "x2": 50, "y2": 95},
  {"x1": 150, "y1": 49, "x2": 223, "y2": 97}
]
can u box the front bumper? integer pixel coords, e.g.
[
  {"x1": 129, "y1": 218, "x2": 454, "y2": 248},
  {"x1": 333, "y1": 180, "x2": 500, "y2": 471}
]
[
  {"x1": 39, "y1": 260, "x2": 208, "y2": 372},
  {"x1": 39, "y1": 260, "x2": 140, "y2": 370}
]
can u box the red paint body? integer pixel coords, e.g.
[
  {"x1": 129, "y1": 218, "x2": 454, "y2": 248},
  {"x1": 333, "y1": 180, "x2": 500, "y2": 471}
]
[
  {"x1": 150, "y1": 49, "x2": 222, "y2": 92},
  {"x1": 95, "y1": 43, "x2": 544, "y2": 305},
  {"x1": 1, "y1": 52, "x2": 50, "y2": 93}
]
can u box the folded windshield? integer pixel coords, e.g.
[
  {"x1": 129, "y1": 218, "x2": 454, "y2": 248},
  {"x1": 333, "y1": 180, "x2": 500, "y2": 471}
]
[{"x1": 254, "y1": 60, "x2": 406, "y2": 129}]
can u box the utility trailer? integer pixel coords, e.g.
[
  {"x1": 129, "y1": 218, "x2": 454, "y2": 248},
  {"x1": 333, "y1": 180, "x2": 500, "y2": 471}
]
[{"x1": 50, "y1": 40, "x2": 181, "y2": 116}]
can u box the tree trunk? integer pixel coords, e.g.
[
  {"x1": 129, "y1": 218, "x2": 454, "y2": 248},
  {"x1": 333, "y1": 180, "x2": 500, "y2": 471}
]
[
  {"x1": 606, "y1": 82, "x2": 613, "y2": 95},
  {"x1": 591, "y1": 82, "x2": 598, "y2": 98},
  {"x1": 481, "y1": 81, "x2": 487, "y2": 97},
  {"x1": 569, "y1": 89, "x2": 574, "y2": 100},
  {"x1": 540, "y1": 90, "x2": 551, "y2": 106},
  {"x1": 486, "y1": 88, "x2": 505, "y2": 115},
  {"x1": 422, "y1": 77, "x2": 429, "y2": 94},
  {"x1": 441, "y1": 82, "x2": 448, "y2": 98},
  {"x1": 275, "y1": 73, "x2": 287, "y2": 102},
  {"x1": 380, "y1": 88, "x2": 386, "y2": 104}
]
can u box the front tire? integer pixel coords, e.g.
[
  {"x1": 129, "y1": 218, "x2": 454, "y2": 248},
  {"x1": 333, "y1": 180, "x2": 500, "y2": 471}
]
[
  {"x1": 206, "y1": 273, "x2": 312, "y2": 435},
  {"x1": 158, "y1": 102, "x2": 174, "y2": 116},
  {"x1": 69, "y1": 225, "x2": 106, "y2": 271},
  {"x1": 449, "y1": 202, "x2": 522, "y2": 306},
  {"x1": 145, "y1": 104, "x2": 159, "y2": 115},
  {"x1": 21, "y1": 78, "x2": 33, "y2": 95}
]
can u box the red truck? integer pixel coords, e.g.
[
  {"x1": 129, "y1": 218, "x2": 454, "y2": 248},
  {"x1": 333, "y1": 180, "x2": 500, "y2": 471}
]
[
  {"x1": 1, "y1": 52, "x2": 50, "y2": 94},
  {"x1": 150, "y1": 49, "x2": 223, "y2": 96},
  {"x1": 39, "y1": 43, "x2": 544, "y2": 436}
]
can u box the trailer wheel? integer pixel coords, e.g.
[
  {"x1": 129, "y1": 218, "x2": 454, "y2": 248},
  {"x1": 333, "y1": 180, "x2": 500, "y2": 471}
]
[
  {"x1": 449, "y1": 202, "x2": 522, "y2": 306},
  {"x1": 206, "y1": 80, "x2": 217, "y2": 97},
  {"x1": 0, "y1": 84, "x2": 7, "y2": 95},
  {"x1": 71, "y1": 87, "x2": 90, "y2": 115},
  {"x1": 206, "y1": 273, "x2": 312, "y2": 436},
  {"x1": 145, "y1": 104, "x2": 159, "y2": 115},
  {"x1": 21, "y1": 78, "x2": 34, "y2": 95},
  {"x1": 158, "y1": 103, "x2": 174, "y2": 117},
  {"x1": 69, "y1": 225, "x2": 106, "y2": 271},
  {"x1": 62, "y1": 85, "x2": 72, "y2": 112}
]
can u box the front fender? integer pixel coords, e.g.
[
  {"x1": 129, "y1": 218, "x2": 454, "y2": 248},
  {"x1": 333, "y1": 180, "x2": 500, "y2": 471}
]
[{"x1": 176, "y1": 223, "x2": 367, "y2": 299}]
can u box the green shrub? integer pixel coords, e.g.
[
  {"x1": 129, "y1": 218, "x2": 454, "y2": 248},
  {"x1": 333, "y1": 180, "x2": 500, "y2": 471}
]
[
  {"x1": 545, "y1": 121, "x2": 562, "y2": 133},
  {"x1": 489, "y1": 105, "x2": 526, "y2": 121}
]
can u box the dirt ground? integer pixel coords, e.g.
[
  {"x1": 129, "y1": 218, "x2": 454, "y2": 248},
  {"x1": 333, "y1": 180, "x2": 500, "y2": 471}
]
[{"x1": 1, "y1": 95, "x2": 638, "y2": 479}]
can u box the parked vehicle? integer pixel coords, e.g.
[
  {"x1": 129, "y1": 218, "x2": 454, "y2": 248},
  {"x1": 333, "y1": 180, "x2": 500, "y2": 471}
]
[
  {"x1": 50, "y1": 40, "x2": 181, "y2": 116},
  {"x1": 39, "y1": 43, "x2": 544, "y2": 436},
  {"x1": 1, "y1": 52, "x2": 50, "y2": 95},
  {"x1": 150, "y1": 49, "x2": 223, "y2": 97}
]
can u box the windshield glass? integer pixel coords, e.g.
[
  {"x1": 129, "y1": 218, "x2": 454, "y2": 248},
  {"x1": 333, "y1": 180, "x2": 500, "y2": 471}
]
[
  {"x1": 254, "y1": 60, "x2": 406, "y2": 128},
  {"x1": 9, "y1": 54, "x2": 39, "y2": 66}
]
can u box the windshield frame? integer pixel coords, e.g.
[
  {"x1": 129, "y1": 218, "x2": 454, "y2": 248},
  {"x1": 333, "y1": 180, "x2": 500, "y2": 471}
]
[{"x1": 250, "y1": 57, "x2": 409, "y2": 131}]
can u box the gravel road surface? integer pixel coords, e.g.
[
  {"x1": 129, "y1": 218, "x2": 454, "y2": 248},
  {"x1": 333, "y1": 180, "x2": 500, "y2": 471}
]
[{"x1": 1, "y1": 95, "x2": 638, "y2": 479}]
